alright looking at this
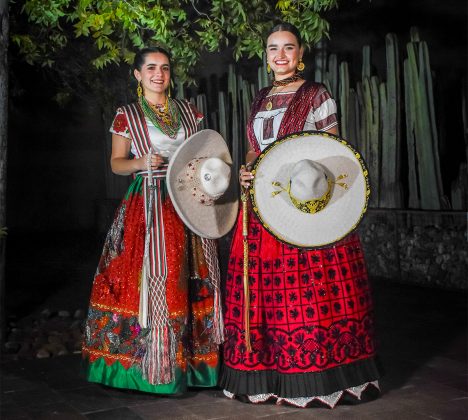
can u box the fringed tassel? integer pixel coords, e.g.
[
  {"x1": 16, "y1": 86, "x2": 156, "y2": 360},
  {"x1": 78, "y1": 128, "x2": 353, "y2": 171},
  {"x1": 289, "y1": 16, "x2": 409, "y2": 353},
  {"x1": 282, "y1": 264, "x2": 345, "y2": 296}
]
[
  {"x1": 142, "y1": 321, "x2": 176, "y2": 384},
  {"x1": 201, "y1": 238, "x2": 224, "y2": 344},
  {"x1": 212, "y1": 287, "x2": 225, "y2": 345}
]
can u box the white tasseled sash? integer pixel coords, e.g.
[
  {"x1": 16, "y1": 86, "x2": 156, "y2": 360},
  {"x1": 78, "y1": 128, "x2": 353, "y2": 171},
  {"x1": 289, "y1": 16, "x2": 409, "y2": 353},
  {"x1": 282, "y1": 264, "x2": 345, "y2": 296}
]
[{"x1": 121, "y1": 101, "x2": 223, "y2": 385}]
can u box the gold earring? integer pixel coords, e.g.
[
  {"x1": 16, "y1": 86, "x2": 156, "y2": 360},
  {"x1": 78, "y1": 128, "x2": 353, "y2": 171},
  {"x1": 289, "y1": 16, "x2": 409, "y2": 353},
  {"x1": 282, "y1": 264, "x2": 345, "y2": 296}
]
[
  {"x1": 297, "y1": 59, "x2": 305, "y2": 72},
  {"x1": 137, "y1": 81, "x2": 143, "y2": 98},
  {"x1": 267, "y1": 63, "x2": 271, "y2": 74},
  {"x1": 167, "y1": 83, "x2": 171, "y2": 98}
]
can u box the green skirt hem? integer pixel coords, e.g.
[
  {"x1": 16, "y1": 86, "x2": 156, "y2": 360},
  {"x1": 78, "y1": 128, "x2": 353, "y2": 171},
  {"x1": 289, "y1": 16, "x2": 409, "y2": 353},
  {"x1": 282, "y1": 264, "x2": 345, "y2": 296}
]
[{"x1": 82, "y1": 356, "x2": 218, "y2": 394}]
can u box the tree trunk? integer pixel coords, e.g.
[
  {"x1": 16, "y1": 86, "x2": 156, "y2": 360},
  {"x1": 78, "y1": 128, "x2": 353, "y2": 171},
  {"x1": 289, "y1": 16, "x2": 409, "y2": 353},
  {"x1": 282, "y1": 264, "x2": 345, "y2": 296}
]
[{"x1": 0, "y1": 0, "x2": 9, "y2": 346}]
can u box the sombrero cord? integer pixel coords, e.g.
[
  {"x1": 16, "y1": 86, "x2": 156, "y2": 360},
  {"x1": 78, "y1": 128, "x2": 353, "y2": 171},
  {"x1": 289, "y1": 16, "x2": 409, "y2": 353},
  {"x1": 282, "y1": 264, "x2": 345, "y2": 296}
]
[{"x1": 241, "y1": 184, "x2": 252, "y2": 352}]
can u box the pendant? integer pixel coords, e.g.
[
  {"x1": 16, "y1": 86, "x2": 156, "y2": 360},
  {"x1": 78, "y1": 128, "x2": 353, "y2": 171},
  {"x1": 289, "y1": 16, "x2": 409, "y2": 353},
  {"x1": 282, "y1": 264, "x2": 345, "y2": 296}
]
[{"x1": 266, "y1": 100, "x2": 273, "y2": 111}]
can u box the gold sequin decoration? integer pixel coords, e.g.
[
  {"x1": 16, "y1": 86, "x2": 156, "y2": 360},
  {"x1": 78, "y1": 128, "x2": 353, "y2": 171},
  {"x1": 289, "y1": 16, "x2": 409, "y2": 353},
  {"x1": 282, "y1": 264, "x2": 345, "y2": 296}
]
[{"x1": 90, "y1": 302, "x2": 139, "y2": 316}]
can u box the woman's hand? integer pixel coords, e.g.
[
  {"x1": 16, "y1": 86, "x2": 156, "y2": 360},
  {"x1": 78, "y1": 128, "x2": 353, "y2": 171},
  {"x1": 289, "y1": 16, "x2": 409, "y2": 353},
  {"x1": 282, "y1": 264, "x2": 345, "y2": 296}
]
[
  {"x1": 136, "y1": 153, "x2": 165, "y2": 171},
  {"x1": 239, "y1": 165, "x2": 254, "y2": 188},
  {"x1": 110, "y1": 134, "x2": 166, "y2": 175}
]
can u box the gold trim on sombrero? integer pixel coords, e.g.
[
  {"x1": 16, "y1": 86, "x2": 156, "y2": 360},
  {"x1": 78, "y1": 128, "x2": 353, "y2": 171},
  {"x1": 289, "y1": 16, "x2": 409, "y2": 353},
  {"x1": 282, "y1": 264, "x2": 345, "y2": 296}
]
[
  {"x1": 271, "y1": 178, "x2": 332, "y2": 214},
  {"x1": 249, "y1": 131, "x2": 371, "y2": 249}
]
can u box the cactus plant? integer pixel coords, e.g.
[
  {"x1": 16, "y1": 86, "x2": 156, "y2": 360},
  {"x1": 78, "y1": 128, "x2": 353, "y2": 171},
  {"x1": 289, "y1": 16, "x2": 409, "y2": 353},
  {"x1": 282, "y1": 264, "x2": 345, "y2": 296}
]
[
  {"x1": 404, "y1": 58, "x2": 420, "y2": 209},
  {"x1": 258, "y1": 54, "x2": 270, "y2": 90},
  {"x1": 339, "y1": 61, "x2": 349, "y2": 141},
  {"x1": 420, "y1": 41, "x2": 444, "y2": 200},
  {"x1": 356, "y1": 81, "x2": 367, "y2": 163},
  {"x1": 228, "y1": 65, "x2": 241, "y2": 196},
  {"x1": 314, "y1": 38, "x2": 328, "y2": 83},
  {"x1": 380, "y1": 33, "x2": 402, "y2": 208},
  {"x1": 404, "y1": 32, "x2": 444, "y2": 209},
  {"x1": 363, "y1": 75, "x2": 381, "y2": 207},
  {"x1": 451, "y1": 163, "x2": 467, "y2": 210},
  {"x1": 218, "y1": 91, "x2": 228, "y2": 144},
  {"x1": 362, "y1": 45, "x2": 371, "y2": 79},
  {"x1": 348, "y1": 87, "x2": 360, "y2": 148},
  {"x1": 327, "y1": 54, "x2": 338, "y2": 100}
]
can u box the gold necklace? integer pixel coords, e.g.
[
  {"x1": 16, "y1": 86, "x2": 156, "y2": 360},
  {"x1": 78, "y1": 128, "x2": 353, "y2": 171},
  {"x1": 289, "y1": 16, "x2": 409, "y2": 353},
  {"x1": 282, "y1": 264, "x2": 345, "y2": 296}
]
[
  {"x1": 148, "y1": 97, "x2": 173, "y2": 125},
  {"x1": 266, "y1": 85, "x2": 288, "y2": 111},
  {"x1": 140, "y1": 96, "x2": 181, "y2": 139}
]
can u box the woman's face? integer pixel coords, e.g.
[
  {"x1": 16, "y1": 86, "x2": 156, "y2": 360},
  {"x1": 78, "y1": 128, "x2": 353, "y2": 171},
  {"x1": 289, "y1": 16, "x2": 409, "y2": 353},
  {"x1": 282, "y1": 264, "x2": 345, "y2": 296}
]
[
  {"x1": 266, "y1": 30, "x2": 303, "y2": 80},
  {"x1": 134, "y1": 52, "x2": 171, "y2": 99}
]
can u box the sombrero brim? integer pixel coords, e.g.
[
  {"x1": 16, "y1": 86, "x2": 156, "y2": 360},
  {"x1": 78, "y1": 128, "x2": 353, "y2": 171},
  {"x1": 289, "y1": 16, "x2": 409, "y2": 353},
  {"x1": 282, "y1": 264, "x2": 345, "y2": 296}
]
[
  {"x1": 250, "y1": 131, "x2": 370, "y2": 249},
  {"x1": 167, "y1": 129, "x2": 239, "y2": 239}
]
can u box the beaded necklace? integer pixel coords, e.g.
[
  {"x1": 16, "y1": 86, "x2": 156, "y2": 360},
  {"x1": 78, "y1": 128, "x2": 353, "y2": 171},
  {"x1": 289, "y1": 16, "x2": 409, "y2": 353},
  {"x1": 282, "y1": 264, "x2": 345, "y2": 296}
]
[
  {"x1": 139, "y1": 96, "x2": 181, "y2": 139},
  {"x1": 266, "y1": 73, "x2": 303, "y2": 111},
  {"x1": 272, "y1": 73, "x2": 303, "y2": 87}
]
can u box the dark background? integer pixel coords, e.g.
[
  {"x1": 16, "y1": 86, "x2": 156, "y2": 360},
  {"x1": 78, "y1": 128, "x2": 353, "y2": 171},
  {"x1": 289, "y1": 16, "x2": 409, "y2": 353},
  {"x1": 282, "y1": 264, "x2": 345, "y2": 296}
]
[{"x1": 5, "y1": 0, "x2": 467, "y2": 318}]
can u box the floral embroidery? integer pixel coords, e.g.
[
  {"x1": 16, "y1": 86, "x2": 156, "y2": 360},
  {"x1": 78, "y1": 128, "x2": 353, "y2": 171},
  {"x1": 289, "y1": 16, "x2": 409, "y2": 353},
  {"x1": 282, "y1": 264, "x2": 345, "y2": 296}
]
[
  {"x1": 84, "y1": 307, "x2": 148, "y2": 369},
  {"x1": 111, "y1": 109, "x2": 131, "y2": 138},
  {"x1": 224, "y1": 315, "x2": 375, "y2": 371}
]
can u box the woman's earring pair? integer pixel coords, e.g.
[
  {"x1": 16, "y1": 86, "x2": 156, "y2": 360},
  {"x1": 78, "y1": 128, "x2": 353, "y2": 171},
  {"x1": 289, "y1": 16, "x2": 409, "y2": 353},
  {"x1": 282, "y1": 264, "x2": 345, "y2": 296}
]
[{"x1": 137, "y1": 81, "x2": 171, "y2": 97}]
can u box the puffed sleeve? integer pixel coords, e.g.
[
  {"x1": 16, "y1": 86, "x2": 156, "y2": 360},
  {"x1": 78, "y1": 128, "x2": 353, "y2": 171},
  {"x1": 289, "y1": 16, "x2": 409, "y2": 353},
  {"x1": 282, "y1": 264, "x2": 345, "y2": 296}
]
[
  {"x1": 109, "y1": 107, "x2": 131, "y2": 139},
  {"x1": 305, "y1": 84, "x2": 338, "y2": 132}
]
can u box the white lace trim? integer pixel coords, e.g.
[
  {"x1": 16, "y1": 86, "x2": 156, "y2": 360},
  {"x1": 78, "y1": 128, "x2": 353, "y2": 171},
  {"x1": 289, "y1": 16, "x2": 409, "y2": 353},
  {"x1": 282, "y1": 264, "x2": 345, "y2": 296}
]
[
  {"x1": 223, "y1": 389, "x2": 235, "y2": 399},
  {"x1": 247, "y1": 393, "x2": 275, "y2": 404},
  {"x1": 223, "y1": 380, "x2": 379, "y2": 409}
]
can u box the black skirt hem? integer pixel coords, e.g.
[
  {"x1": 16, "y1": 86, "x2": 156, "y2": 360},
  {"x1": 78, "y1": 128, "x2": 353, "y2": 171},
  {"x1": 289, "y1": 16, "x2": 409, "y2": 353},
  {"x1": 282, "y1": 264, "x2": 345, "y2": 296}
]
[{"x1": 219, "y1": 357, "x2": 382, "y2": 398}]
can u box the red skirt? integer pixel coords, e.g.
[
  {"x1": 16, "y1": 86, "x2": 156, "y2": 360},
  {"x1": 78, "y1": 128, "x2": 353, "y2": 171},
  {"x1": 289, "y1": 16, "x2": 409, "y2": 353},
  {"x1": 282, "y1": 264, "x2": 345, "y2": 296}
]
[
  {"x1": 220, "y1": 208, "x2": 380, "y2": 398},
  {"x1": 82, "y1": 177, "x2": 219, "y2": 393}
]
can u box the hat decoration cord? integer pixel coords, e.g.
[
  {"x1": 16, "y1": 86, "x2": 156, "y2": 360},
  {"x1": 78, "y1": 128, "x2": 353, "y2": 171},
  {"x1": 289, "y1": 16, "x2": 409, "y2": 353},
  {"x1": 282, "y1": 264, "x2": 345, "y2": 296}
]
[{"x1": 241, "y1": 166, "x2": 252, "y2": 352}]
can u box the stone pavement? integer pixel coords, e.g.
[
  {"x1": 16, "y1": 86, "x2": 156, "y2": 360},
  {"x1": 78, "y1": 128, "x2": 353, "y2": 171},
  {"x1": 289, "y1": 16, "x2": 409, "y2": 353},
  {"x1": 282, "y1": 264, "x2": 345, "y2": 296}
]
[
  {"x1": 1, "y1": 280, "x2": 466, "y2": 420},
  {"x1": 1, "y1": 232, "x2": 467, "y2": 419}
]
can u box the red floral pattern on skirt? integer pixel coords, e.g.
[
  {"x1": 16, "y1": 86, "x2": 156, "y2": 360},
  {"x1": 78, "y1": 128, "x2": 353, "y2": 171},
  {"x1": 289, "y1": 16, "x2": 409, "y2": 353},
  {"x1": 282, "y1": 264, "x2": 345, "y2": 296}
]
[{"x1": 83, "y1": 179, "x2": 219, "y2": 372}]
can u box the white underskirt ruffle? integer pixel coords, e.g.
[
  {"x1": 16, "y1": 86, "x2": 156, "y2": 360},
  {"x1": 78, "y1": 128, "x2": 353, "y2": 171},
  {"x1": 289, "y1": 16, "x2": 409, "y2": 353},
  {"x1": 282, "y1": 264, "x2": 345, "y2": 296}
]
[{"x1": 223, "y1": 380, "x2": 380, "y2": 409}]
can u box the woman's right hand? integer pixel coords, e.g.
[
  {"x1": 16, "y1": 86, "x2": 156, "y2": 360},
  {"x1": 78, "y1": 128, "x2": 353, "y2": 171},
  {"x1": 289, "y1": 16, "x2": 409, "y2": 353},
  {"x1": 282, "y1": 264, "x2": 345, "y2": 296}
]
[{"x1": 239, "y1": 165, "x2": 254, "y2": 188}]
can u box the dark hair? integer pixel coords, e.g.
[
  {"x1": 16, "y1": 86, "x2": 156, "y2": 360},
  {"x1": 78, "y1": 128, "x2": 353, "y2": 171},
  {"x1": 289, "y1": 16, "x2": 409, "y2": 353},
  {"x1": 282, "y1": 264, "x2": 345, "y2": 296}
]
[
  {"x1": 133, "y1": 46, "x2": 172, "y2": 71},
  {"x1": 267, "y1": 22, "x2": 302, "y2": 47}
]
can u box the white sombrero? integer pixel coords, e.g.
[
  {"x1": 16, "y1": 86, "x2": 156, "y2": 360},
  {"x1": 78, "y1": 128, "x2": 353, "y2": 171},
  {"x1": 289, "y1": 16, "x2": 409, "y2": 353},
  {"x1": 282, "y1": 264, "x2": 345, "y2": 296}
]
[
  {"x1": 167, "y1": 129, "x2": 239, "y2": 239},
  {"x1": 250, "y1": 131, "x2": 370, "y2": 249}
]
